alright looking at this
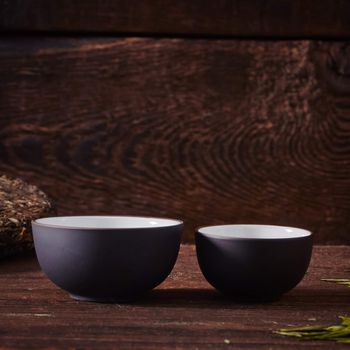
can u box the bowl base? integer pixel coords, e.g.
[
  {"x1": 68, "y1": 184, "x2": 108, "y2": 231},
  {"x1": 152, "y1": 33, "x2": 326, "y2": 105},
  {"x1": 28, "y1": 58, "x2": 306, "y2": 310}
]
[{"x1": 70, "y1": 293, "x2": 137, "y2": 303}]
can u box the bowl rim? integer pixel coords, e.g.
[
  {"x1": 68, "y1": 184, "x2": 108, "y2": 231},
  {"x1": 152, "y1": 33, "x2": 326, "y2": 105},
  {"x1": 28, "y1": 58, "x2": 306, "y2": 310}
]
[
  {"x1": 196, "y1": 224, "x2": 312, "y2": 240},
  {"x1": 32, "y1": 215, "x2": 184, "y2": 230}
]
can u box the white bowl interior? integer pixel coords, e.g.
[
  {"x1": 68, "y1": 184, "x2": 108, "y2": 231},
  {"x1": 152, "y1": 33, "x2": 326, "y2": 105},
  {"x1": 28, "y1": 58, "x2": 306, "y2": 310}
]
[
  {"x1": 198, "y1": 225, "x2": 311, "y2": 239},
  {"x1": 35, "y1": 216, "x2": 181, "y2": 229}
]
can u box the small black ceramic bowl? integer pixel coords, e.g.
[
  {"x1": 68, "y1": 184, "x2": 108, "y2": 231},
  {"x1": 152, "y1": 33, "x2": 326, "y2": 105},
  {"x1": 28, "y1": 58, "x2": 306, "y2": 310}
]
[
  {"x1": 196, "y1": 224, "x2": 312, "y2": 301},
  {"x1": 32, "y1": 216, "x2": 183, "y2": 302}
]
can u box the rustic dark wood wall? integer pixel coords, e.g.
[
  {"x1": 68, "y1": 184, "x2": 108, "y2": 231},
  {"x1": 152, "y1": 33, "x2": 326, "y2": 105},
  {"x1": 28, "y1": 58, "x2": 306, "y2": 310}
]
[
  {"x1": 1, "y1": 0, "x2": 350, "y2": 37},
  {"x1": 0, "y1": 2, "x2": 349, "y2": 244}
]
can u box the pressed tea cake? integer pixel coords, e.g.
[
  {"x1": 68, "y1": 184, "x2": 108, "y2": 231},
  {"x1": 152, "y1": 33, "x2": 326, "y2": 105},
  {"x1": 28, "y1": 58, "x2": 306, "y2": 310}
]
[{"x1": 0, "y1": 175, "x2": 53, "y2": 258}]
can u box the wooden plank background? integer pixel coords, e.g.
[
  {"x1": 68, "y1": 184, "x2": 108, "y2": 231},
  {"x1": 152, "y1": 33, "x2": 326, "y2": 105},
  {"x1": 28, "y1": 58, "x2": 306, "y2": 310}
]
[
  {"x1": 1, "y1": 0, "x2": 350, "y2": 38},
  {"x1": 0, "y1": 38, "x2": 349, "y2": 243}
]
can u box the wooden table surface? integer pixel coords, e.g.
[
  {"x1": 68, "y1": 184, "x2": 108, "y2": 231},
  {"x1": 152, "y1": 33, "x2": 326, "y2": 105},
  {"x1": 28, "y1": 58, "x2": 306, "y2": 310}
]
[{"x1": 0, "y1": 245, "x2": 349, "y2": 349}]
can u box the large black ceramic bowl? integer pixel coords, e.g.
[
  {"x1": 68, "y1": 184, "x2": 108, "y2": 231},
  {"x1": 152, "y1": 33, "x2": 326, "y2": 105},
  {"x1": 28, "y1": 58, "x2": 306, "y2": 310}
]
[
  {"x1": 32, "y1": 216, "x2": 183, "y2": 302},
  {"x1": 196, "y1": 224, "x2": 312, "y2": 301}
]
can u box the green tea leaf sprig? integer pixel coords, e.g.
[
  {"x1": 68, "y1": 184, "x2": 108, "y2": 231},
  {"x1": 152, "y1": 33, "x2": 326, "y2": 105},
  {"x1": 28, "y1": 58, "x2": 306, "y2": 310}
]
[
  {"x1": 321, "y1": 278, "x2": 350, "y2": 288},
  {"x1": 276, "y1": 316, "x2": 350, "y2": 343}
]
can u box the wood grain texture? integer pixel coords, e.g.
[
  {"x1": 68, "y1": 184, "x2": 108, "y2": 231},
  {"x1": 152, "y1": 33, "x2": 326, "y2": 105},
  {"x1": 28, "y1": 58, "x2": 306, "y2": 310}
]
[
  {"x1": 0, "y1": 38, "x2": 350, "y2": 243},
  {"x1": 1, "y1": 0, "x2": 350, "y2": 38},
  {"x1": 0, "y1": 245, "x2": 349, "y2": 349}
]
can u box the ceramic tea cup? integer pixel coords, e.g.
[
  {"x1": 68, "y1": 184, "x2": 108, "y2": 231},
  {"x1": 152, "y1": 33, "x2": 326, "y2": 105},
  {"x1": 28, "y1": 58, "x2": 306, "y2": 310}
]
[
  {"x1": 196, "y1": 224, "x2": 312, "y2": 301},
  {"x1": 32, "y1": 216, "x2": 183, "y2": 302}
]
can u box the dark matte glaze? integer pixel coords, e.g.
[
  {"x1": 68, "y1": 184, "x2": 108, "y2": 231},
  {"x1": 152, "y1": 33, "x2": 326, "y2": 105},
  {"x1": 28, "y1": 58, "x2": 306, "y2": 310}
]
[
  {"x1": 32, "y1": 218, "x2": 182, "y2": 302},
  {"x1": 195, "y1": 229, "x2": 312, "y2": 301}
]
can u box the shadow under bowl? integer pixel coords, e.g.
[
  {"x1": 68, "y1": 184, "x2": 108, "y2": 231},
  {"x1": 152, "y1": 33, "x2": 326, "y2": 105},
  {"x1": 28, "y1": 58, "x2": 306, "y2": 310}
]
[
  {"x1": 195, "y1": 224, "x2": 312, "y2": 301},
  {"x1": 32, "y1": 215, "x2": 183, "y2": 302}
]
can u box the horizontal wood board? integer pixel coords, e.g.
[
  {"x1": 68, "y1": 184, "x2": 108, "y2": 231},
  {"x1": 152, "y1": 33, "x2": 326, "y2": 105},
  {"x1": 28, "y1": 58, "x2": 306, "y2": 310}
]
[
  {"x1": 0, "y1": 38, "x2": 350, "y2": 243},
  {"x1": 1, "y1": 0, "x2": 350, "y2": 38},
  {"x1": 0, "y1": 245, "x2": 349, "y2": 349}
]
